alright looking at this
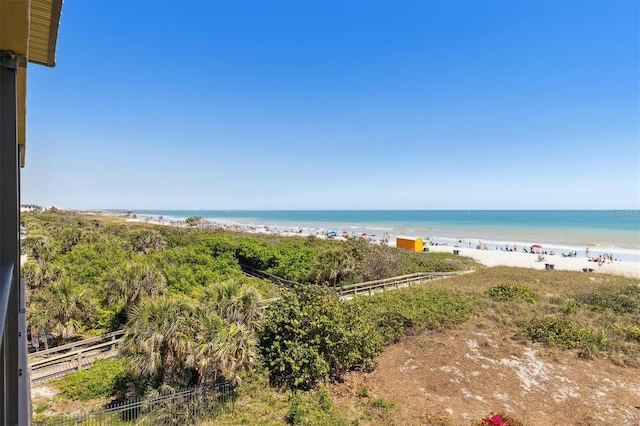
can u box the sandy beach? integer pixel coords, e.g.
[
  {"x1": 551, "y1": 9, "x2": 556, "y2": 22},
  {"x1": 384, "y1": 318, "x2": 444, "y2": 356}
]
[
  {"x1": 425, "y1": 245, "x2": 640, "y2": 278},
  {"x1": 108, "y1": 212, "x2": 640, "y2": 279}
]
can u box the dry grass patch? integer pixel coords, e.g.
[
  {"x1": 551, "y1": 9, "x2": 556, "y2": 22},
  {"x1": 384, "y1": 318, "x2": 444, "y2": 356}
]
[{"x1": 427, "y1": 267, "x2": 640, "y2": 365}]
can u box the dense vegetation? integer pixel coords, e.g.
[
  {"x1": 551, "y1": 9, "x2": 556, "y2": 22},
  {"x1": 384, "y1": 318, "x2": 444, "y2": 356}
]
[
  {"x1": 23, "y1": 211, "x2": 470, "y2": 397},
  {"x1": 53, "y1": 358, "x2": 129, "y2": 402},
  {"x1": 260, "y1": 284, "x2": 381, "y2": 390},
  {"x1": 28, "y1": 212, "x2": 639, "y2": 424},
  {"x1": 22, "y1": 211, "x2": 466, "y2": 336}
]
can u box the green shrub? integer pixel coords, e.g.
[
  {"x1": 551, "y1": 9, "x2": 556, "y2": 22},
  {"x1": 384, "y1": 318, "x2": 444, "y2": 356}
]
[
  {"x1": 33, "y1": 403, "x2": 49, "y2": 414},
  {"x1": 32, "y1": 413, "x2": 68, "y2": 425},
  {"x1": 487, "y1": 284, "x2": 537, "y2": 303},
  {"x1": 260, "y1": 284, "x2": 382, "y2": 390},
  {"x1": 353, "y1": 287, "x2": 476, "y2": 344},
  {"x1": 523, "y1": 317, "x2": 599, "y2": 350},
  {"x1": 575, "y1": 285, "x2": 640, "y2": 314},
  {"x1": 285, "y1": 389, "x2": 353, "y2": 426},
  {"x1": 375, "y1": 311, "x2": 417, "y2": 344},
  {"x1": 369, "y1": 397, "x2": 394, "y2": 410},
  {"x1": 23, "y1": 211, "x2": 473, "y2": 338},
  {"x1": 611, "y1": 324, "x2": 640, "y2": 342},
  {"x1": 54, "y1": 358, "x2": 130, "y2": 401},
  {"x1": 358, "y1": 386, "x2": 369, "y2": 398},
  {"x1": 236, "y1": 238, "x2": 281, "y2": 270}
]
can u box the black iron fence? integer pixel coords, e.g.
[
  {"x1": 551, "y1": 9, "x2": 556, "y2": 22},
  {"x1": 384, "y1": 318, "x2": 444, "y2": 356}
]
[{"x1": 35, "y1": 382, "x2": 235, "y2": 425}]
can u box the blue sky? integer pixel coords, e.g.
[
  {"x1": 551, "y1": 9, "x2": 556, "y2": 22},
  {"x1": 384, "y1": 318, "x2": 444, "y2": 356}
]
[{"x1": 23, "y1": 0, "x2": 639, "y2": 210}]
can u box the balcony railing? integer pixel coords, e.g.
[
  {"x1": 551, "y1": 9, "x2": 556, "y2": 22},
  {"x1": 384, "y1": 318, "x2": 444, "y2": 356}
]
[{"x1": 0, "y1": 263, "x2": 14, "y2": 343}]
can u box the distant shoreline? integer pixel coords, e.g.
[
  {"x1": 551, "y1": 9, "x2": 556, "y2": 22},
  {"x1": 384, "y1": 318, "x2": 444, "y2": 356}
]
[
  {"x1": 85, "y1": 209, "x2": 640, "y2": 279},
  {"x1": 107, "y1": 209, "x2": 640, "y2": 260}
]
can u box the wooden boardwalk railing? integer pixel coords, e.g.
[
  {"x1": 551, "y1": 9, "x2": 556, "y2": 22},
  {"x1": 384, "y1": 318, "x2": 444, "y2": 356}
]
[
  {"x1": 28, "y1": 331, "x2": 125, "y2": 384},
  {"x1": 334, "y1": 271, "x2": 469, "y2": 298},
  {"x1": 29, "y1": 269, "x2": 471, "y2": 383},
  {"x1": 28, "y1": 330, "x2": 124, "y2": 359}
]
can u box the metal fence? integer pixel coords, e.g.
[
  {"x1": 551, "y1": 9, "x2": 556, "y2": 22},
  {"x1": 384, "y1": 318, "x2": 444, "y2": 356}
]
[{"x1": 35, "y1": 382, "x2": 235, "y2": 425}]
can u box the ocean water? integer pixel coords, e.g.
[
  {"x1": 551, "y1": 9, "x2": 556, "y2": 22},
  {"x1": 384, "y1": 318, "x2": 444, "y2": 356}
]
[{"x1": 124, "y1": 210, "x2": 640, "y2": 262}]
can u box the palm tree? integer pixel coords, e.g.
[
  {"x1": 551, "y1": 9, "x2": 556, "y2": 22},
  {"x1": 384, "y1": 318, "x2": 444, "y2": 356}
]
[
  {"x1": 105, "y1": 260, "x2": 166, "y2": 315},
  {"x1": 213, "y1": 322, "x2": 257, "y2": 385},
  {"x1": 28, "y1": 278, "x2": 95, "y2": 345},
  {"x1": 25, "y1": 236, "x2": 55, "y2": 265},
  {"x1": 189, "y1": 307, "x2": 225, "y2": 386},
  {"x1": 130, "y1": 229, "x2": 167, "y2": 254},
  {"x1": 121, "y1": 296, "x2": 196, "y2": 387},
  {"x1": 122, "y1": 295, "x2": 259, "y2": 390},
  {"x1": 190, "y1": 307, "x2": 257, "y2": 386},
  {"x1": 202, "y1": 280, "x2": 261, "y2": 328},
  {"x1": 314, "y1": 248, "x2": 356, "y2": 286},
  {"x1": 56, "y1": 227, "x2": 85, "y2": 254},
  {"x1": 22, "y1": 261, "x2": 61, "y2": 290}
]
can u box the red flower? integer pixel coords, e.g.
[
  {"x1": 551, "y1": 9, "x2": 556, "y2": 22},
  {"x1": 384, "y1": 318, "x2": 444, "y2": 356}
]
[
  {"x1": 481, "y1": 415, "x2": 506, "y2": 425},
  {"x1": 478, "y1": 411, "x2": 524, "y2": 426}
]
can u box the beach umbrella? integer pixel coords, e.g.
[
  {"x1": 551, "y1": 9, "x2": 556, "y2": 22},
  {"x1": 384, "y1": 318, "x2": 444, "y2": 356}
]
[
  {"x1": 531, "y1": 244, "x2": 542, "y2": 249},
  {"x1": 370, "y1": 234, "x2": 376, "y2": 237},
  {"x1": 362, "y1": 233, "x2": 368, "y2": 236}
]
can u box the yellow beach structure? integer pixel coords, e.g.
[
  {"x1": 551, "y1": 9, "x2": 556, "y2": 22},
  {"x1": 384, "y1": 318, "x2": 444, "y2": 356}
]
[{"x1": 396, "y1": 236, "x2": 423, "y2": 252}]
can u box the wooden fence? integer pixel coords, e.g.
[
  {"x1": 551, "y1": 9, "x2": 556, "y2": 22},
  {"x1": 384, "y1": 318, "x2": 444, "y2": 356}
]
[
  {"x1": 28, "y1": 270, "x2": 471, "y2": 382},
  {"x1": 335, "y1": 271, "x2": 468, "y2": 298},
  {"x1": 28, "y1": 331, "x2": 124, "y2": 383}
]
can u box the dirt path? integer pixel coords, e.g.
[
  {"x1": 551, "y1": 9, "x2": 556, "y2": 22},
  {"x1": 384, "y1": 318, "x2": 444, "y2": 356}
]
[{"x1": 331, "y1": 322, "x2": 640, "y2": 425}]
